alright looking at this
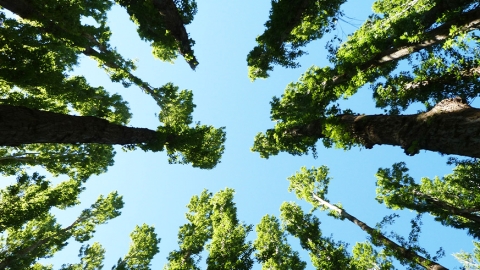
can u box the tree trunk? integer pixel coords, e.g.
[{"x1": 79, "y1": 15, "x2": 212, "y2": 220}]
[
  {"x1": 325, "y1": 4, "x2": 480, "y2": 88},
  {"x1": 152, "y1": 0, "x2": 198, "y2": 69},
  {"x1": 311, "y1": 193, "x2": 448, "y2": 270},
  {"x1": 0, "y1": 105, "x2": 160, "y2": 146},
  {"x1": 290, "y1": 97, "x2": 480, "y2": 158}
]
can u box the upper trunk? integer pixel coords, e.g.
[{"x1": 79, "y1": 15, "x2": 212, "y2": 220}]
[
  {"x1": 152, "y1": 0, "x2": 198, "y2": 69},
  {"x1": 291, "y1": 97, "x2": 480, "y2": 158},
  {"x1": 0, "y1": 105, "x2": 160, "y2": 146},
  {"x1": 311, "y1": 193, "x2": 448, "y2": 270}
]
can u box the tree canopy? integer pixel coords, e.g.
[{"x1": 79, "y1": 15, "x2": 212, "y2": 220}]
[
  {"x1": 0, "y1": 0, "x2": 225, "y2": 173},
  {"x1": 2, "y1": 0, "x2": 480, "y2": 269},
  {"x1": 252, "y1": 0, "x2": 480, "y2": 159}
]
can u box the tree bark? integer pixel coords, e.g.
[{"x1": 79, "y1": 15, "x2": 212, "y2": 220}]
[
  {"x1": 289, "y1": 97, "x2": 480, "y2": 158},
  {"x1": 152, "y1": 0, "x2": 198, "y2": 69},
  {"x1": 0, "y1": 0, "x2": 198, "y2": 70},
  {"x1": 0, "y1": 105, "x2": 160, "y2": 146}
]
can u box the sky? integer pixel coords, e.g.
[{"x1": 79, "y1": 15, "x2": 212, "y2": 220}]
[{"x1": 35, "y1": 0, "x2": 476, "y2": 268}]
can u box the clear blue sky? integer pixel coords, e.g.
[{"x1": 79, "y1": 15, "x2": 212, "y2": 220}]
[{"x1": 39, "y1": 0, "x2": 474, "y2": 268}]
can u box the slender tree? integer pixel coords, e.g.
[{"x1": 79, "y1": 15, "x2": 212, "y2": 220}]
[
  {"x1": 164, "y1": 188, "x2": 255, "y2": 270},
  {"x1": 247, "y1": 0, "x2": 346, "y2": 80},
  {"x1": 0, "y1": 189, "x2": 124, "y2": 269},
  {"x1": 452, "y1": 241, "x2": 480, "y2": 269},
  {"x1": 286, "y1": 166, "x2": 446, "y2": 269},
  {"x1": 0, "y1": 172, "x2": 161, "y2": 269},
  {"x1": 254, "y1": 215, "x2": 306, "y2": 270},
  {"x1": 376, "y1": 159, "x2": 480, "y2": 239}
]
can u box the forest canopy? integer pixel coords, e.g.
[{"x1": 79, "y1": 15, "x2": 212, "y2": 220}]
[{"x1": 1, "y1": 0, "x2": 480, "y2": 269}]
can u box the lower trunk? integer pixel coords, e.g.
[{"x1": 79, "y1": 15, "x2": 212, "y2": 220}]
[
  {"x1": 0, "y1": 105, "x2": 160, "y2": 145},
  {"x1": 293, "y1": 97, "x2": 480, "y2": 158}
]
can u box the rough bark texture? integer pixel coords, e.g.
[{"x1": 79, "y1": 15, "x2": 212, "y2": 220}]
[
  {"x1": 0, "y1": 105, "x2": 159, "y2": 145},
  {"x1": 0, "y1": 0, "x2": 198, "y2": 69},
  {"x1": 152, "y1": 0, "x2": 198, "y2": 69},
  {"x1": 292, "y1": 97, "x2": 480, "y2": 158},
  {"x1": 0, "y1": 0, "x2": 35, "y2": 17}
]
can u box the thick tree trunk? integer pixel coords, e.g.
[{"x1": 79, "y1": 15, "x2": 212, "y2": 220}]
[
  {"x1": 0, "y1": 0, "x2": 35, "y2": 17},
  {"x1": 152, "y1": 0, "x2": 199, "y2": 69},
  {"x1": 291, "y1": 97, "x2": 480, "y2": 158},
  {"x1": 0, "y1": 105, "x2": 160, "y2": 146}
]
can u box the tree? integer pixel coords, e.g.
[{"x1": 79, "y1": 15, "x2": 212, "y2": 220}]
[
  {"x1": 376, "y1": 159, "x2": 480, "y2": 239},
  {"x1": 453, "y1": 241, "x2": 480, "y2": 269},
  {"x1": 251, "y1": 0, "x2": 480, "y2": 159},
  {"x1": 164, "y1": 188, "x2": 255, "y2": 270},
  {"x1": 247, "y1": 0, "x2": 346, "y2": 80},
  {"x1": 286, "y1": 165, "x2": 446, "y2": 269},
  {"x1": 0, "y1": 0, "x2": 226, "y2": 172},
  {"x1": 163, "y1": 188, "x2": 437, "y2": 269},
  {"x1": 247, "y1": 1, "x2": 480, "y2": 266},
  {"x1": 254, "y1": 215, "x2": 306, "y2": 270},
  {"x1": 0, "y1": 174, "x2": 463, "y2": 269},
  {"x1": 0, "y1": 171, "x2": 161, "y2": 269}
]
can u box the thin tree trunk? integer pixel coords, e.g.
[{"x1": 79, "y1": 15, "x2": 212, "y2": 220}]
[
  {"x1": 0, "y1": 105, "x2": 161, "y2": 146},
  {"x1": 288, "y1": 97, "x2": 480, "y2": 158},
  {"x1": 0, "y1": 216, "x2": 83, "y2": 269},
  {"x1": 411, "y1": 190, "x2": 480, "y2": 223},
  {"x1": 403, "y1": 66, "x2": 480, "y2": 91},
  {"x1": 326, "y1": 5, "x2": 480, "y2": 88},
  {"x1": 311, "y1": 193, "x2": 447, "y2": 270}
]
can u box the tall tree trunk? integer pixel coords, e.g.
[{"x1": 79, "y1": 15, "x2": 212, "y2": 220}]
[
  {"x1": 0, "y1": 105, "x2": 160, "y2": 146},
  {"x1": 289, "y1": 97, "x2": 480, "y2": 158},
  {"x1": 311, "y1": 193, "x2": 447, "y2": 270},
  {"x1": 151, "y1": 0, "x2": 199, "y2": 69}
]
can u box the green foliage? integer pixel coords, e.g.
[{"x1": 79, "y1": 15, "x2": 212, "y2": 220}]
[
  {"x1": 376, "y1": 159, "x2": 480, "y2": 238},
  {"x1": 60, "y1": 242, "x2": 106, "y2": 270},
  {"x1": 454, "y1": 241, "x2": 480, "y2": 269},
  {"x1": 116, "y1": 0, "x2": 180, "y2": 63},
  {"x1": 287, "y1": 166, "x2": 330, "y2": 208},
  {"x1": 111, "y1": 224, "x2": 161, "y2": 270},
  {"x1": 254, "y1": 215, "x2": 306, "y2": 270},
  {"x1": 164, "y1": 125, "x2": 226, "y2": 169},
  {"x1": 247, "y1": 0, "x2": 345, "y2": 80},
  {"x1": 0, "y1": 0, "x2": 225, "y2": 172},
  {"x1": 124, "y1": 82, "x2": 226, "y2": 169},
  {"x1": 60, "y1": 224, "x2": 160, "y2": 270},
  {"x1": 165, "y1": 189, "x2": 254, "y2": 270},
  {"x1": 350, "y1": 242, "x2": 393, "y2": 270},
  {"x1": 0, "y1": 188, "x2": 124, "y2": 269},
  {"x1": 116, "y1": 0, "x2": 198, "y2": 68},
  {"x1": 373, "y1": 33, "x2": 480, "y2": 114},
  {"x1": 0, "y1": 172, "x2": 83, "y2": 231},
  {"x1": 279, "y1": 202, "x2": 353, "y2": 269},
  {"x1": 174, "y1": 0, "x2": 198, "y2": 24},
  {"x1": 0, "y1": 173, "x2": 160, "y2": 269},
  {"x1": 252, "y1": 0, "x2": 480, "y2": 158},
  {"x1": 286, "y1": 165, "x2": 445, "y2": 269}
]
